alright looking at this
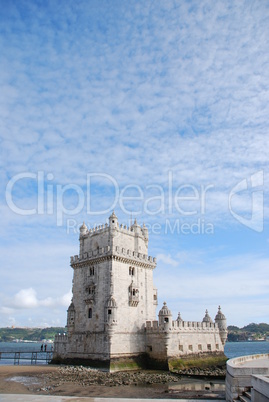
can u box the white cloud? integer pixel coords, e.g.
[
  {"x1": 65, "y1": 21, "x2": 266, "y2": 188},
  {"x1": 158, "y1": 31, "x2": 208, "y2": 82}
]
[
  {"x1": 60, "y1": 290, "x2": 72, "y2": 307},
  {"x1": 156, "y1": 253, "x2": 179, "y2": 267},
  {"x1": 13, "y1": 288, "x2": 39, "y2": 309},
  {"x1": 8, "y1": 288, "x2": 71, "y2": 310}
]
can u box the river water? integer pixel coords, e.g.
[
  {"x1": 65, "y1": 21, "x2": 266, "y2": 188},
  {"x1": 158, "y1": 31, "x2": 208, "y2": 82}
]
[{"x1": 0, "y1": 341, "x2": 52, "y2": 365}]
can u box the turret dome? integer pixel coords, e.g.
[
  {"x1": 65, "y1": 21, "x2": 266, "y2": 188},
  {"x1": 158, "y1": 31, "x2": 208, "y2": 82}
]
[
  {"x1": 158, "y1": 302, "x2": 172, "y2": 317},
  {"x1": 107, "y1": 297, "x2": 117, "y2": 308},
  {"x1": 177, "y1": 312, "x2": 183, "y2": 322},
  {"x1": 202, "y1": 309, "x2": 213, "y2": 323},
  {"x1": 109, "y1": 210, "x2": 117, "y2": 220},
  {"x1": 215, "y1": 306, "x2": 226, "y2": 321},
  {"x1": 109, "y1": 211, "x2": 118, "y2": 226},
  {"x1": 79, "y1": 222, "x2": 88, "y2": 235},
  {"x1": 68, "y1": 301, "x2": 75, "y2": 311}
]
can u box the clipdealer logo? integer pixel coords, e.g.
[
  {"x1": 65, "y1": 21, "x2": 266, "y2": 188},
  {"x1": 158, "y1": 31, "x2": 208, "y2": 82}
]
[
  {"x1": 5, "y1": 170, "x2": 264, "y2": 233},
  {"x1": 228, "y1": 171, "x2": 264, "y2": 232},
  {"x1": 5, "y1": 172, "x2": 214, "y2": 226}
]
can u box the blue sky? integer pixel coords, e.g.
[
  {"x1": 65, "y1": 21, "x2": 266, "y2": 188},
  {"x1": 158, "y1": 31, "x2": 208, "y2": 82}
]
[{"x1": 0, "y1": 0, "x2": 269, "y2": 328}]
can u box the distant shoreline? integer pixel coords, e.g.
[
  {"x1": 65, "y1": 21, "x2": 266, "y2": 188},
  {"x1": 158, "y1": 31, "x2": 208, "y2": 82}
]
[{"x1": 226, "y1": 340, "x2": 268, "y2": 343}]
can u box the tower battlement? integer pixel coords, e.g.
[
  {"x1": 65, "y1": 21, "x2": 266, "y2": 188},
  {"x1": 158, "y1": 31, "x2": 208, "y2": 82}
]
[
  {"x1": 71, "y1": 246, "x2": 156, "y2": 267},
  {"x1": 80, "y1": 215, "x2": 149, "y2": 240},
  {"x1": 78, "y1": 213, "x2": 150, "y2": 262},
  {"x1": 145, "y1": 319, "x2": 219, "y2": 332}
]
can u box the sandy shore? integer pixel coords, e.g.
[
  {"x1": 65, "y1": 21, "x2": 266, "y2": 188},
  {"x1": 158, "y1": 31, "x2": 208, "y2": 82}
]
[
  {"x1": 0, "y1": 365, "x2": 226, "y2": 399},
  {"x1": 0, "y1": 366, "x2": 60, "y2": 395}
]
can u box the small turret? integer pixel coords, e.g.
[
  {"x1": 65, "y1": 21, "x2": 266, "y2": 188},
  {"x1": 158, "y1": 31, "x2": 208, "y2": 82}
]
[
  {"x1": 106, "y1": 297, "x2": 117, "y2": 325},
  {"x1": 202, "y1": 309, "x2": 213, "y2": 324},
  {"x1": 79, "y1": 222, "x2": 88, "y2": 257},
  {"x1": 79, "y1": 222, "x2": 88, "y2": 236},
  {"x1": 177, "y1": 312, "x2": 183, "y2": 322},
  {"x1": 142, "y1": 223, "x2": 149, "y2": 241},
  {"x1": 67, "y1": 300, "x2": 75, "y2": 334},
  {"x1": 131, "y1": 218, "x2": 140, "y2": 234},
  {"x1": 158, "y1": 302, "x2": 172, "y2": 329},
  {"x1": 215, "y1": 306, "x2": 228, "y2": 345},
  {"x1": 109, "y1": 211, "x2": 118, "y2": 229}
]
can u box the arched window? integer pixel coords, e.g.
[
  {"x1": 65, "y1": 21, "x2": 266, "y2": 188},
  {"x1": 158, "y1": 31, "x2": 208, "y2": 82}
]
[
  {"x1": 129, "y1": 267, "x2": 135, "y2": 276},
  {"x1": 88, "y1": 308, "x2": 92, "y2": 319}
]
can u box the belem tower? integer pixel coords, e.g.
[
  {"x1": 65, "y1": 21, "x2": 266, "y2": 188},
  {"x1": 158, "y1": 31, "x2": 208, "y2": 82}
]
[{"x1": 53, "y1": 212, "x2": 227, "y2": 370}]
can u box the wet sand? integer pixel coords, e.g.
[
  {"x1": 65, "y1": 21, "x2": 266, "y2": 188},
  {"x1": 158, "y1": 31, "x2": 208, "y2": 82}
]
[{"x1": 0, "y1": 365, "x2": 226, "y2": 399}]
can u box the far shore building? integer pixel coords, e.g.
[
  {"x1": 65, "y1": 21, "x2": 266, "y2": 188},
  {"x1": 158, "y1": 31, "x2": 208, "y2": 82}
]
[{"x1": 53, "y1": 212, "x2": 227, "y2": 370}]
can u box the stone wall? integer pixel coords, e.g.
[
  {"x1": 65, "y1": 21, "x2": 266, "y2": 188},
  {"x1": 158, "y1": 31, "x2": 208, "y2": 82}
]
[
  {"x1": 145, "y1": 319, "x2": 224, "y2": 364},
  {"x1": 252, "y1": 375, "x2": 269, "y2": 402}
]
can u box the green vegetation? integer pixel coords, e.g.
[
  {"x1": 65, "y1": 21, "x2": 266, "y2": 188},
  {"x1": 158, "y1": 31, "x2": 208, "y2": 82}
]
[
  {"x1": 169, "y1": 355, "x2": 227, "y2": 371},
  {"x1": 228, "y1": 323, "x2": 269, "y2": 341},
  {"x1": 0, "y1": 327, "x2": 65, "y2": 342},
  {"x1": 110, "y1": 360, "x2": 144, "y2": 371}
]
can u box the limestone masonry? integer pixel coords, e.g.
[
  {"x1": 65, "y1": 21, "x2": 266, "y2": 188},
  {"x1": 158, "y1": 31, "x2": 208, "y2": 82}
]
[{"x1": 53, "y1": 212, "x2": 227, "y2": 370}]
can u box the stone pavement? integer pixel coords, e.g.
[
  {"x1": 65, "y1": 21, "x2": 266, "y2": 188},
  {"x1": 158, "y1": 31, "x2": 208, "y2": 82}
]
[
  {"x1": 0, "y1": 395, "x2": 224, "y2": 402},
  {"x1": 237, "y1": 357, "x2": 269, "y2": 367}
]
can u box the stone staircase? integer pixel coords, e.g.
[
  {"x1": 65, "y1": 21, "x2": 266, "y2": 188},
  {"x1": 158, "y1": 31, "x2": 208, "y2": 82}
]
[{"x1": 234, "y1": 387, "x2": 252, "y2": 402}]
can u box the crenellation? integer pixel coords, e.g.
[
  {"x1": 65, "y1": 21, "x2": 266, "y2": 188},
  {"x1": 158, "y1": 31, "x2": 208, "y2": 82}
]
[
  {"x1": 53, "y1": 212, "x2": 227, "y2": 370},
  {"x1": 72, "y1": 248, "x2": 156, "y2": 267},
  {"x1": 145, "y1": 318, "x2": 221, "y2": 335}
]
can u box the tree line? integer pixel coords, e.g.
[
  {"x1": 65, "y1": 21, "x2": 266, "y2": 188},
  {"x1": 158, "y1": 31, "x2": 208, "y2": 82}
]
[
  {"x1": 0, "y1": 327, "x2": 65, "y2": 342},
  {"x1": 227, "y1": 323, "x2": 269, "y2": 341}
]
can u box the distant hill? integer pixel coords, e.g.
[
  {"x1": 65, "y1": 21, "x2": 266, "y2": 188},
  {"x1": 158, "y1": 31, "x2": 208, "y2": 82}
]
[
  {"x1": 0, "y1": 327, "x2": 65, "y2": 342},
  {"x1": 227, "y1": 323, "x2": 269, "y2": 341}
]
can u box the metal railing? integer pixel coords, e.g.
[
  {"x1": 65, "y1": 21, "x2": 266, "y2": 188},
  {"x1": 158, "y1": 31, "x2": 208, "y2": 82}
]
[{"x1": 0, "y1": 350, "x2": 53, "y2": 365}]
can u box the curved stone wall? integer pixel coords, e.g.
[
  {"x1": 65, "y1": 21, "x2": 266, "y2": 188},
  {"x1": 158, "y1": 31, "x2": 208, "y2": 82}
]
[{"x1": 226, "y1": 353, "x2": 269, "y2": 401}]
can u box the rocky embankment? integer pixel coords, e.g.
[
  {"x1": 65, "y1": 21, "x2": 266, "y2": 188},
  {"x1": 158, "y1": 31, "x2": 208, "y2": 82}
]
[
  {"x1": 173, "y1": 366, "x2": 226, "y2": 377},
  {"x1": 43, "y1": 366, "x2": 179, "y2": 387},
  {"x1": 41, "y1": 365, "x2": 225, "y2": 390}
]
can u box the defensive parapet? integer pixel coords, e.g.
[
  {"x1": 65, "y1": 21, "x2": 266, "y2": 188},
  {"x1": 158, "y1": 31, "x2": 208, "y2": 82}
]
[
  {"x1": 79, "y1": 216, "x2": 149, "y2": 241},
  {"x1": 145, "y1": 302, "x2": 227, "y2": 364},
  {"x1": 77, "y1": 212, "x2": 153, "y2": 267},
  {"x1": 71, "y1": 246, "x2": 156, "y2": 269},
  {"x1": 145, "y1": 319, "x2": 220, "y2": 332}
]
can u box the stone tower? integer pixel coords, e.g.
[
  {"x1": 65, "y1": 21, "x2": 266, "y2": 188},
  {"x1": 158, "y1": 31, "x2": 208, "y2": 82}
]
[
  {"x1": 54, "y1": 212, "x2": 157, "y2": 368},
  {"x1": 53, "y1": 213, "x2": 227, "y2": 370},
  {"x1": 214, "y1": 306, "x2": 228, "y2": 345}
]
